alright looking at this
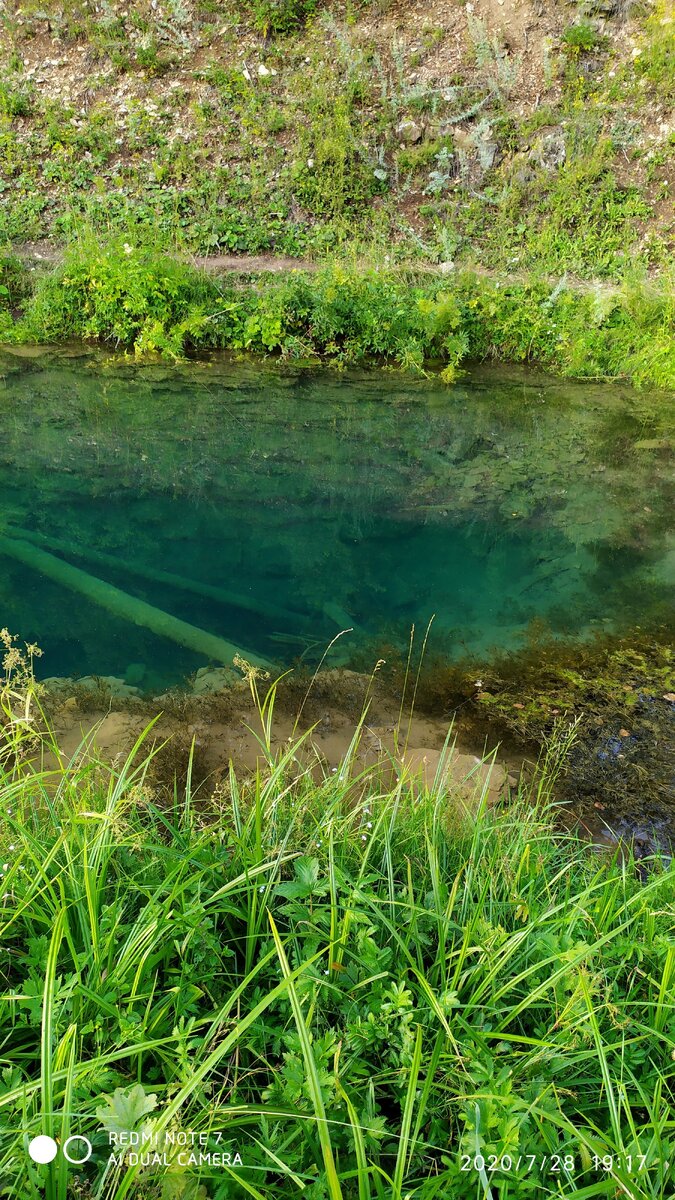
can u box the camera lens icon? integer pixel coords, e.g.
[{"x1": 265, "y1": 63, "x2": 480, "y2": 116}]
[
  {"x1": 28, "y1": 1134, "x2": 93, "y2": 1165},
  {"x1": 28, "y1": 1136, "x2": 58, "y2": 1164}
]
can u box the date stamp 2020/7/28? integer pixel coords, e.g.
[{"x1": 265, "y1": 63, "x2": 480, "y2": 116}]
[{"x1": 460, "y1": 1152, "x2": 653, "y2": 1176}]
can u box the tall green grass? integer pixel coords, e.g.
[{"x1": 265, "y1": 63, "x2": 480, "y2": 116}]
[{"x1": 0, "y1": 664, "x2": 674, "y2": 1199}]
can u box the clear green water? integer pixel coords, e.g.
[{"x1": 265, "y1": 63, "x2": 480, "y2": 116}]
[{"x1": 0, "y1": 347, "x2": 672, "y2": 691}]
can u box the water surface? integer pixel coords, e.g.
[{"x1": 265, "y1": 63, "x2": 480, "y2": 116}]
[{"x1": 0, "y1": 348, "x2": 672, "y2": 691}]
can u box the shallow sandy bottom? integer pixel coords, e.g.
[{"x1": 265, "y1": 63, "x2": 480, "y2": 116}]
[{"x1": 38, "y1": 670, "x2": 524, "y2": 808}]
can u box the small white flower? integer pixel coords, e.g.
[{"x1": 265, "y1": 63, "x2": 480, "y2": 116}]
[
  {"x1": 8, "y1": 846, "x2": 14, "y2": 851},
  {"x1": 123, "y1": 243, "x2": 133, "y2": 255},
  {"x1": 307, "y1": 158, "x2": 314, "y2": 167},
  {"x1": 361, "y1": 835, "x2": 367, "y2": 841},
  {"x1": 259, "y1": 885, "x2": 265, "y2": 892},
  {"x1": 324, "y1": 969, "x2": 329, "y2": 975},
  {"x1": 474, "y1": 679, "x2": 483, "y2": 688},
  {"x1": 367, "y1": 822, "x2": 372, "y2": 828},
  {"x1": 2, "y1": 865, "x2": 7, "y2": 871}
]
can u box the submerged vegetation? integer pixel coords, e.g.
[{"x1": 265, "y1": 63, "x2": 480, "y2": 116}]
[
  {"x1": 407, "y1": 630, "x2": 675, "y2": 846},
  {"x1": 1, "y1": 648, "x2": 675, "y2": 1199},
  {"x1": 2, "y1": 242, "x2": 674, "y2": 388}
]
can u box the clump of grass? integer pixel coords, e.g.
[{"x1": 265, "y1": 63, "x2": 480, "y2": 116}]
[{"x1": 0, "y1": 657, "x2": 674, "y2": 1198}]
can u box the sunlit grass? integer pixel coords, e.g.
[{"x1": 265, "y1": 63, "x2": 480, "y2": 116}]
[{"x1": 0, "y1": 653, "x2": 673, "y2": 1198}]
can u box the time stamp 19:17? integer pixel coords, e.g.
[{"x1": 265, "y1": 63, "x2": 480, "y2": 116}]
[{"x1": 460, "y1": 1152, "x2": 660, "y2": 1176}]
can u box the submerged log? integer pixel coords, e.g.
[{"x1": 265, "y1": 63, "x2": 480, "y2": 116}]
[
  {"x1": 322, "y1": 600, "x2": 364, "y2": 634},
  {"x1": 7, "y1": 525, "x2": 310, "y2": 630},
  {"x1": 0, "y1": 534, "x2": 273, "y2": 669}
]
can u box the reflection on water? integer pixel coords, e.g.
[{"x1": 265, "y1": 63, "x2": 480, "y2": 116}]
[{"x1": 0, "y1": 347, "x2": 672, "y2": 690}]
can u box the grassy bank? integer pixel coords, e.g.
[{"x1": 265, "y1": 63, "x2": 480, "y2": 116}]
[
  {"x1": 1, "y1": 658, "x2": 675, "y2": 1199},
  {"x1": 2, "y1": 243, "x2": 674, "y2": 388},
  {"x1": 0, "y1": 0, "x2": 672, "y2": 275}
]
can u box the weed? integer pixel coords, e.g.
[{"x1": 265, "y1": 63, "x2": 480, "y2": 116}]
[
  {"x1": 0, "y1": 77, "x2": 34, "y2": 118},
  {"x1": 561, "y1": 21, "x2": 604, "y2": 56},
  {"x1": 246, "y1": 0, "x2": 320, "y2": 36}
]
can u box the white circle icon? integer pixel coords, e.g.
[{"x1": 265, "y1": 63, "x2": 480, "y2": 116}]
[
  {"x1": 63, "y1": 1135, "x2": 93, "y2": 1165},
  {"x1": 28, "y1": 1135, "x2": 58, "y2": 1164}
]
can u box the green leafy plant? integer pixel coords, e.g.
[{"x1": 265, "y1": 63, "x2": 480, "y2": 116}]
[
  {"x1": 246, "y1": 0, "x2": 320, "y2": 35},
  {"x1": 0, "y1": 78, "x2": 34, "y2": 117},
  {"x1": 561, "y1": 21, "x2": 603, "y2": 55}
]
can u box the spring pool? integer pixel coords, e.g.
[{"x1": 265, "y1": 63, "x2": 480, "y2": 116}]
[{"x1": 0, "y1": 347, "x2": 672, "y2": 692}]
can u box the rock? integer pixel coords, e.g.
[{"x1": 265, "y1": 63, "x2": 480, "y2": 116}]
[
  {"x1": 581, "y1": 0, "x2": 618, "y2": 14},
  {"x1": 191, "y1": 666, "x2": 237, "y2": 695},
  {"x1": 531, "y1": 132, "x2": 566, "y2": 172},
  {"x1": 396, "y1": 119, "x2": 424, "y2": 144},
  {"x1": 477, "y1": 140, "x2": 500, "y2": 172},
  {"x1": 124, "y1": 662, "x2": 146, "y2": 687},
  {"x1": 438, "y1": 261, "x2": 455, "y2": 274}
]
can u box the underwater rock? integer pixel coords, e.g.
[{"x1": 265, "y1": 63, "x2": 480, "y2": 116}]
[
  {"x1": 41, "y1": 676, "x2": 74, "y2": 692},
  {"x1": 400, "y1": 746, "x2": 510, "y2": 805},
  {"x1": 76, "y1": 675, "x2": 141, "y2": 698},
  {"x1": 124, "y1": 662, "x2": 147, "y2": 687},
  {"x1": 1, "y1": 345, "x2": 52, "y2": 358},
  {"x1": 41, "y1": 674, "x2": 142, "y2": 699},
  {"x1": 191, "y1": 666, "x2": 238, "y2": 695}
]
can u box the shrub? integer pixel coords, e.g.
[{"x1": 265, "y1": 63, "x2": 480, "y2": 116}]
[
  {"x1": 633, "y1": 2, "x2": 675, "y2": 102},
  {"x1": 561, "y1": 21, "x2": 602, "y2": 55},
  {"x1": 292, "y1": 94, "x2": 383, "y2": 217},
  {"x1": 245, "y1": 0, "x2": 320, "y2": 35},
  {"x1": 0, "y1": 78, "x2": 34, "y2": 118},
  {"x1": 13, "y1": 249, "x2": 675, "y2": 388},
  {"x1": 20, "y1": 242, "x2": 222, "y2": 359}
]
